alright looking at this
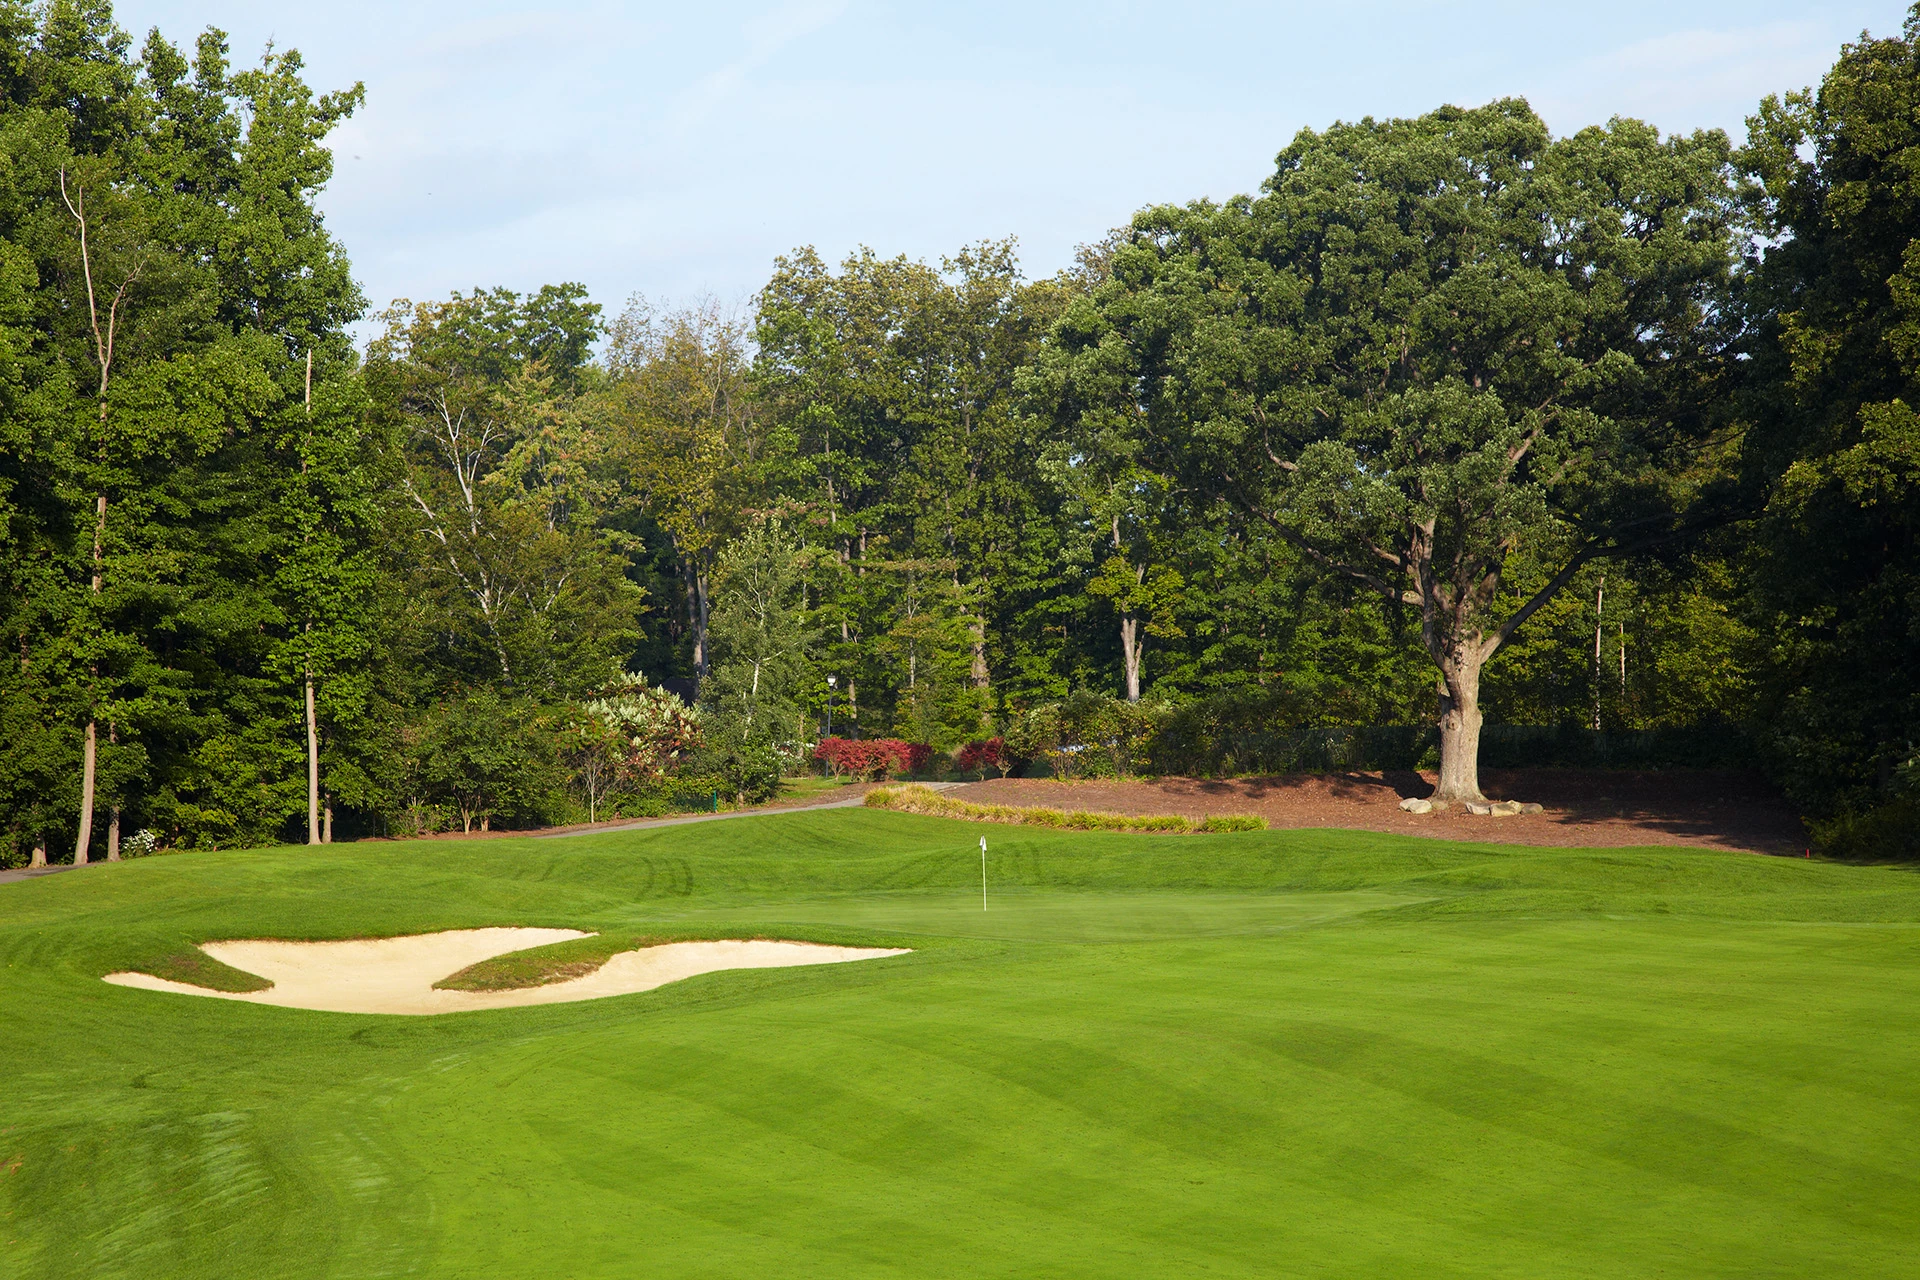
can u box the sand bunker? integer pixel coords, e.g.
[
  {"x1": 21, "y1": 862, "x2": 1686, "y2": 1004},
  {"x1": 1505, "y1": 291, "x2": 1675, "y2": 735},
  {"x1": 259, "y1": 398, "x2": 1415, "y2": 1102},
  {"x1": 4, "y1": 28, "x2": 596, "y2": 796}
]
[{"x1": 102, "y1": 927, "x2": 909, "y2": 1015}]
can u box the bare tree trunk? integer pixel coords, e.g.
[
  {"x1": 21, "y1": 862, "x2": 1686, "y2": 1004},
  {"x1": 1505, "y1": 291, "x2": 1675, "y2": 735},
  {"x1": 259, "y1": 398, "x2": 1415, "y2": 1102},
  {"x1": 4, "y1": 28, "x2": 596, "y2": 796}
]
[
  {"x1": 61, "y1": 172, "x2": 132, "y2": 869},
  {"x1": 304, "y1": 354, "x2": 322, "y2": 847},
  {"x1": 1434, "y1": 655, "x2": 1487, "y2": 804},
  {"x1": 323, "y1": 799, "x2": 333, "y2": 844},
  {"x1": 76, "y1": 493, "x2": 107, "y2": 865},
  {"x1": 1120, "y1": 612, "x2": 1142, "y2": 702},
  {"x1": 30, "y1": 840, "x2": 46, "y2": 868},
  {"x1": 1112, "y1": 516, "x2": 1144, "y2": 702},
  {"x1": 960, "y1": 567, "x2": 989, "y2": 718},
  {"x1": 306, "y1": 666, "x2": 320, "y2": 845},
  {"x1": 76, "y1": 718, "x2": 96, "y2": 865},
  {"x1": 1592, "y1": 574, "x2": 1605, "y2": 731},
  {"x1": 105, "y1": 721, "x2": 121, "y2": 860},
  {"x1": 681, "y1": 555, "x2": 712, "y2": 688}
]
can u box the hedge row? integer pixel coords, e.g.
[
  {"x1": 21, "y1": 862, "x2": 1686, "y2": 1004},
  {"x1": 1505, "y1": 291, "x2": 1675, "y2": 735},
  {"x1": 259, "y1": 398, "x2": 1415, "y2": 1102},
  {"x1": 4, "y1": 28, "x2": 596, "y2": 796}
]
[{"x1": 864, "y1": 784, "x2": 1267, "y2": 834}]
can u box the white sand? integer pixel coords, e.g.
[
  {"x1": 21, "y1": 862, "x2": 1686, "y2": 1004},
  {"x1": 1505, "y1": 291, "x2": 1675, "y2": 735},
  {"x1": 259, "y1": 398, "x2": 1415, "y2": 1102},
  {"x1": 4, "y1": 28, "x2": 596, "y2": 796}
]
[{"x1": 102, "y1": 928, "x2": 909, "y2": 1015}]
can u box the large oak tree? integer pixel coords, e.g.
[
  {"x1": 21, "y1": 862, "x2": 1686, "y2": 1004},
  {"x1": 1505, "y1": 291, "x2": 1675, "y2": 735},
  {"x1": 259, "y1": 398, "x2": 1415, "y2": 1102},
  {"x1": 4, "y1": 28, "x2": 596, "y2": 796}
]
[{"x1": 1035, "y1": 99, "x2": 1742, "y2": 800}]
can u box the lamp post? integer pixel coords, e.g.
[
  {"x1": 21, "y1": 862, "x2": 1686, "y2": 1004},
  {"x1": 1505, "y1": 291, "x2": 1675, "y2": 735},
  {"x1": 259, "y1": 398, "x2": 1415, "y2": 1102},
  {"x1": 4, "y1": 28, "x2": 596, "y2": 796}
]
[{"x1": 826, "y1": 675, "x2": 836, "y2": 738}]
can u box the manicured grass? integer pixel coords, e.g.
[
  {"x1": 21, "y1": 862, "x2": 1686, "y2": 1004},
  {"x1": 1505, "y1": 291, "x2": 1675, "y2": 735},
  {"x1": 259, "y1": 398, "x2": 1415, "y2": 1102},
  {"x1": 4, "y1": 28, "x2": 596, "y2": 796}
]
[
  {"x1": 2, "y1": 811, "x2": 1918, "y2": 1277},
  {"x1": 774, "y1": 773, "x2": 863, "y2": 801}
]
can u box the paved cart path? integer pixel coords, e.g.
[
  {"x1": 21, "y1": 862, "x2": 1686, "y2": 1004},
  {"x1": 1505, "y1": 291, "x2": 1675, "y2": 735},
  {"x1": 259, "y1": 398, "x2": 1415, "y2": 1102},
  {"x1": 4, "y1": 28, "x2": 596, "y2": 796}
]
[{"x1": 1, "y1": 783, "x2": 959, "y2": 879}]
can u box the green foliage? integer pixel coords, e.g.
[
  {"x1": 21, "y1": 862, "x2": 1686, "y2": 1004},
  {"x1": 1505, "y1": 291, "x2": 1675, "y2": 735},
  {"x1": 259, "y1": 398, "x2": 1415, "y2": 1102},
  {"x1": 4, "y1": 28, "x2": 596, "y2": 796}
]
[
  {"x1": 7, "y1": 4, "x2": 1920, "y2": 853},
  {"x1": 754, "y1": 242, "x2": 1086, "y2": 727},
  {"x1": 1736, "y1": 10, "x2": 1920, "y2": 855},
  {"x1": 700, "y1": 520, "x2": 816, "y2": 745},
  {"x1": 0, "y1": 4, "x2": 370, "y2": 854},
  {"x1": 1032, "y1": 98, "x2": 1744, "y2": 797},
  {"x1": 692, "y1": 519, "x2": 813, "y2": 802},
  {"x1": 683, "y1": 733, "x2": 782, "y2": 805},
  {"x1": 417, "y1": 689, "x2": 560, "y2": 832}
]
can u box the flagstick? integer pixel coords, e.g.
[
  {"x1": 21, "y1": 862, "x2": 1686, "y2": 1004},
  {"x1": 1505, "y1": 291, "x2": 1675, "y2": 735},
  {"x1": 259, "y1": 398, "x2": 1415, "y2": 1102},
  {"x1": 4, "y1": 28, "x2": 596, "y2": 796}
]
[{"x1": 980, "y1": 835, "x2": 988, "y2": 911}]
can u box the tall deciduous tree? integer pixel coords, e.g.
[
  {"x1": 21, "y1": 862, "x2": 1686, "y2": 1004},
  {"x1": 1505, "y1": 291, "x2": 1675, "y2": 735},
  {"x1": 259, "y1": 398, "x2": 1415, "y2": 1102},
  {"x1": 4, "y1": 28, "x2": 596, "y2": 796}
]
[
  {"x1": 602, "y1": 297, "x2": 763, "y2": 689},
  {"x1": 367, "y1": 286, "x2": 641, "y2": 702},
  {"x1": 1036, "y1": 100, "x2": 1742, "y2": 800},
  {"x1": 0, "y1": 7, "x2": 367, "y2": 858},
  {"x1": 1738, "y1": 6, "x2": 1920, "y2": 852},
  {"x1": 755, "y1": 242, "x2": 1085, "y2": 728}
]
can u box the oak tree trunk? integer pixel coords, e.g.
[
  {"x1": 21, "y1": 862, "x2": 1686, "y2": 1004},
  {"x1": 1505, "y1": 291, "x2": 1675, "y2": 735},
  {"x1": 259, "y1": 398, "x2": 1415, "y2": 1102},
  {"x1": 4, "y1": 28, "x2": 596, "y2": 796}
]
[{"x1": 1433, "y1": 655, "x2": 1487, "y2": 804}]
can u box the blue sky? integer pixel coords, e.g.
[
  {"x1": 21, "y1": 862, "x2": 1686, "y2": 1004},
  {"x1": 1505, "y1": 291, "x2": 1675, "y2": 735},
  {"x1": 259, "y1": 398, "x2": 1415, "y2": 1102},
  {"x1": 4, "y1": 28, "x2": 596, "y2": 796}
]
[{"x1": 113, "y1": 0, "x2": 1911, "y2": 325}]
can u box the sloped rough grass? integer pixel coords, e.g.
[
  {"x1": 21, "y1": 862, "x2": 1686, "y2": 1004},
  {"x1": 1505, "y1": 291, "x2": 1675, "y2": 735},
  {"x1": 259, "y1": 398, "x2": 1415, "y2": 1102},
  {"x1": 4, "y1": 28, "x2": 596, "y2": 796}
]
[
  {"x1": 434, "y1": 931, "x2": 696, "y2": 991},
  {"x1": 434, "y1": 932, "x2": 632, "y2": 990},
  {"x1": 135, "y1": 948, "x2": 274, "y2": 992},
  {"x1": 433, "y1": 926, "x2": 893, "y2": 991},
  {"x1": 867, "y1": 782, "x2": 1267, "y2": 834}
]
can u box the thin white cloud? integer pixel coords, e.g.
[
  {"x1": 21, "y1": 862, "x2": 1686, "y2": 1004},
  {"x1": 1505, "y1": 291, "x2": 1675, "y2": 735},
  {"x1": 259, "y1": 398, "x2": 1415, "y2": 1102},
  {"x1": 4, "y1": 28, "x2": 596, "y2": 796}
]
[
  {"x1": 1530, "y1": 21, "x2": 1847, "y2": 136},
  {"x1": 667, "y1": 0, "x2": 848, "y2": 136}
]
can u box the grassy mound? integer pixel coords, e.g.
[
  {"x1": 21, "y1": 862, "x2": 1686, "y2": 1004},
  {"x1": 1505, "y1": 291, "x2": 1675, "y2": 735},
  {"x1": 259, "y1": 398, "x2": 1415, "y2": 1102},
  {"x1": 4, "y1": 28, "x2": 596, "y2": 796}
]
[
  {"x1": 434, "y1": 931, "x2": 630, "y2": 990},
  {"x1": 866, "y1": 781, "x2": 1267, "y2": 833},
  {"x1": 131, "y1": 947, "x2": 273, "y2": 992},
  {"x1": 4, "y1": 809, "x2": 1918, "y2": 1278},
  {"x1": 434, "y1": 929, "x2": 835, "y2": 991}
]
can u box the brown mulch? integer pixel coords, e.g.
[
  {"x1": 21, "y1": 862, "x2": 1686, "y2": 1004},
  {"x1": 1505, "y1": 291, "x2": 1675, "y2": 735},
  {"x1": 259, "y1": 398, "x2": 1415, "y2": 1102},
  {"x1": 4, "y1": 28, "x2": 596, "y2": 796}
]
[{"x1": 943, "y1": 771, "x2": 1809, "y2": 856}]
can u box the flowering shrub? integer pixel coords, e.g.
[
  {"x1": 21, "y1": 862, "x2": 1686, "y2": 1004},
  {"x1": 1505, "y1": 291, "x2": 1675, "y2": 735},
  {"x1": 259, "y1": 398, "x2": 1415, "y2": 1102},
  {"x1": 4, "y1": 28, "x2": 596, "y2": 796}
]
[
  {"x1": 585, "y1": 673, "x2": 702, "y2": 780},
  {"x1": 955, "y1": 736, "x2": 1014, "y2": 777},
  {"x1": 813, "y1": 737, "x2": 933, "y2": 779}
]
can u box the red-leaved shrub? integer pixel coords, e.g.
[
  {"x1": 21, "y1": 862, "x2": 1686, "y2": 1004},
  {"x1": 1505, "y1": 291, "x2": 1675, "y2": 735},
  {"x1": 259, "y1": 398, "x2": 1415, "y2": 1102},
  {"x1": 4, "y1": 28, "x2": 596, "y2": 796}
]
[
  {"x1": 814, "y1": 737, "x2": 932, "y2": 779},
  {"x1": 956, "y1": 736, "x2": 1013, "y2": 777}
]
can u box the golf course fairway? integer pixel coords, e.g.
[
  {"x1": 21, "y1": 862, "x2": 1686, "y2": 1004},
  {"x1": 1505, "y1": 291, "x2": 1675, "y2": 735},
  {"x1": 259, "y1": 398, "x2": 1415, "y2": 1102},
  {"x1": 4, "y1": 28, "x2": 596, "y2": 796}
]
[{"x1": 3, "y1": 808, "x2": 1917, "y2": 1277}]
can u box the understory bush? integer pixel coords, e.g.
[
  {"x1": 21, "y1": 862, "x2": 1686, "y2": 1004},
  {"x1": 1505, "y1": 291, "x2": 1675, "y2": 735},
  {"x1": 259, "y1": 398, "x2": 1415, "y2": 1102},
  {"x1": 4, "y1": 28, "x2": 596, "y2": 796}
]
[
  {"x1": 1810, "y1": 798, "x2": 1920, "y2": 861},
  {"x1": 685, "y1": 721, "x2": 784, "y2": 805},
  {"x1": 955, "y1": 736, "x2": 1014, "y2": 777},
  {"x1": 617, "y1": 774, "x2": 729, "y2": 817},
  {"x1": 1003, "y1": 693, "x2": 1168, "y2": 779}
]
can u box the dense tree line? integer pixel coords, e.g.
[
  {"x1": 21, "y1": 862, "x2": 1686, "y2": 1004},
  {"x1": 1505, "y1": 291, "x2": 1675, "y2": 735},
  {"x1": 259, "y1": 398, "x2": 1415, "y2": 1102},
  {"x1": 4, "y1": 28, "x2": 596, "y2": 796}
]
[{"x1": 2, "y1": 1, "x2": 1915, "y2": 860}]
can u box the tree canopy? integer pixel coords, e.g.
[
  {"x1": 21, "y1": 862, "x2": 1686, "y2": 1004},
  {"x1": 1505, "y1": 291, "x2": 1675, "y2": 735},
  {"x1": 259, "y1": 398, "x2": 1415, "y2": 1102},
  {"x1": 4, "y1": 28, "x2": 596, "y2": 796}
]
[{"x1": 2, "y1": 0, "x2": 1915, "y2": 858}]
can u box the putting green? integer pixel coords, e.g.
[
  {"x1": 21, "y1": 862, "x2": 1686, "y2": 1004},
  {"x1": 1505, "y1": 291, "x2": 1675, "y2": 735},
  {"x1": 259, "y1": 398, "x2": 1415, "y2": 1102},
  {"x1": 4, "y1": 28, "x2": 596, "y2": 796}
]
[{"x1": 2, "y1": 810, "x2": 1917, "y2": 1278}]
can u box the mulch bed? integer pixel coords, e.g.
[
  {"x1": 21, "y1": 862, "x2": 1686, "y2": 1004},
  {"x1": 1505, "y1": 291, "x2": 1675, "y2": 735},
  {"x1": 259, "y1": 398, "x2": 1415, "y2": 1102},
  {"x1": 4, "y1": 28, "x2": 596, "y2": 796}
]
[{"x1": 943, "y1": 770, "x2": 1809, "y2": 856}]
